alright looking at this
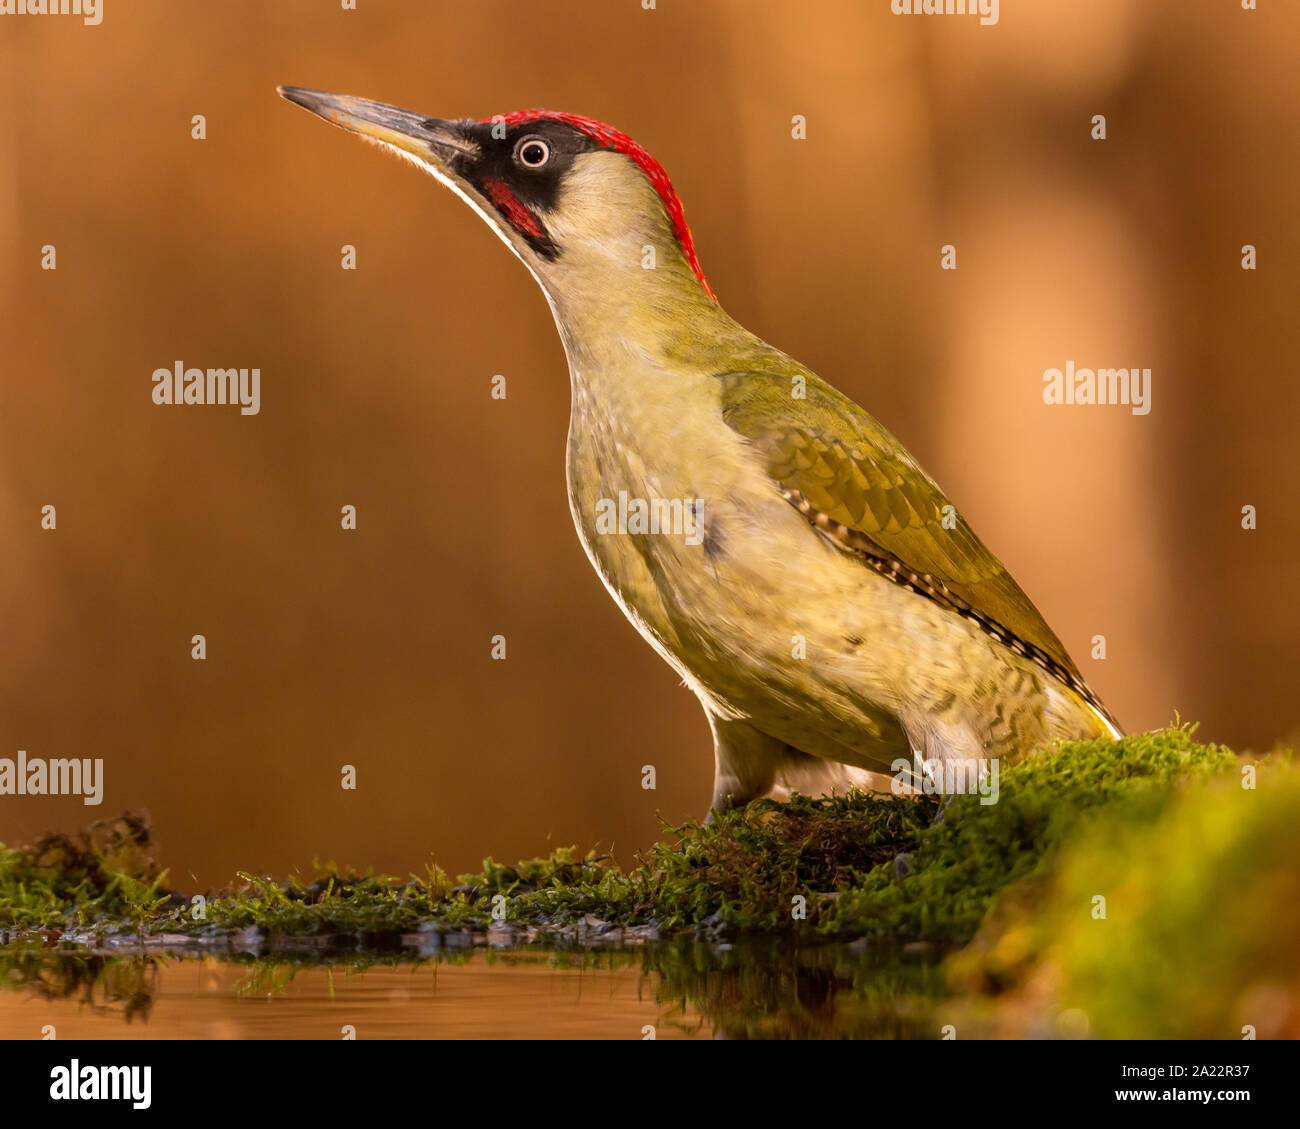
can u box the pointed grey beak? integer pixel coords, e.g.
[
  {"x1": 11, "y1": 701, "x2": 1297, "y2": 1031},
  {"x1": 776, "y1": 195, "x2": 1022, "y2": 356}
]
[{"x1": 277, "y1": 86, "x2": 475, "y2": 165}]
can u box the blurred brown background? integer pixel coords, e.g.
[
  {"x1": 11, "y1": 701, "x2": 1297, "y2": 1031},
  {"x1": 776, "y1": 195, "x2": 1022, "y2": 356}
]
[{"x1": 2, "y1": 0, "x2": 1296, "y2": 889}]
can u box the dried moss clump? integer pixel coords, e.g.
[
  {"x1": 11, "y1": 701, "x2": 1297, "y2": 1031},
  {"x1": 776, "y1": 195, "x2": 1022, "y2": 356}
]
[{"x1": 0, "y1": 813, "x2": 172, "y2": 934}]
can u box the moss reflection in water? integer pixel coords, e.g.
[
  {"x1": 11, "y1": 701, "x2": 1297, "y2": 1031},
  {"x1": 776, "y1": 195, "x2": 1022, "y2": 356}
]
[
  {"x1": 0, "y1": 939, "x2": 945, "y2": 1039},
  {"x1": 1, "y1": 944, "x2": 159, "y2": 1024}
]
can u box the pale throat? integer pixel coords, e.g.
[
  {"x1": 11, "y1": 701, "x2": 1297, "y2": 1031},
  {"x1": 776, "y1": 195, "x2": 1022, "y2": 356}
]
[{"x1": 531, "y1": 152, "x2": 720, "y2": 357}]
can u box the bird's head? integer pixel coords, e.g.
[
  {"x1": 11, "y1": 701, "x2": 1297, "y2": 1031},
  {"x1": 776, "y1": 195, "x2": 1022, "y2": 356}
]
[{"x1": 277, "y1": 87, "x2": 717, "y2": 315}]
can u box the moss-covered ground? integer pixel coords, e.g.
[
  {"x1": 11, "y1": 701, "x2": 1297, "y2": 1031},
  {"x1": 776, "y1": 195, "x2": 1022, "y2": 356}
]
[{"x1": 2, "y1": 725, "x2": 1295, "y2": 1037}]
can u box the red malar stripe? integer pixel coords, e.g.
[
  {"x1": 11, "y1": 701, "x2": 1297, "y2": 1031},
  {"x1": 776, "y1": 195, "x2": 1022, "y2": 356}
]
[{"x1": 482, "y1": 177, "x2": 545, "y2": 239}]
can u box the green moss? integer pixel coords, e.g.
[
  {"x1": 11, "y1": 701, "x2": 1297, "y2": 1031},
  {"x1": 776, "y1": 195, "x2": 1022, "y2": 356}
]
[
  {"x1": 946, "y1": 748, "x2": 1299, "y2": 1038},
  {"x1": 0, "y1": 726, "x2": 1241, "y2": 949},
  {"x1": 828, "y1": 725, "x2": 1236, "y2": 942}
]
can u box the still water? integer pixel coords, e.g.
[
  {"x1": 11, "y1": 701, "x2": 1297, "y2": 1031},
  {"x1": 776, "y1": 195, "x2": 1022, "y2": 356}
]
[{"x1": 0, "y1": 938, "x2": 945, "y2": 1039}]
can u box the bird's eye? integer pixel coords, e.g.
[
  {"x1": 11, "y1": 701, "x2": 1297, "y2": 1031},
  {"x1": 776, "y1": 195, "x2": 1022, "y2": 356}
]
[{"x1": 516, "y1": 138, "x2": 550, "y2": 168}]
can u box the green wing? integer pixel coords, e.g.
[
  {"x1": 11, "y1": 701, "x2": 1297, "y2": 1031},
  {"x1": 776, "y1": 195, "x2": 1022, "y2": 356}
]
[{"x1": 715, "y1": 368, "x2": 1083, "y2": 684}]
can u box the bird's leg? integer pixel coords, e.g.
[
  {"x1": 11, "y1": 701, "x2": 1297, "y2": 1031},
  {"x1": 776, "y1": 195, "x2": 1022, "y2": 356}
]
[
  {"x1": 899, "y1": 712, "x2": 989, "y2": 823},
  {"x1": 703, "y1": 713, "x2": 788, "y2": 821},
  {"x1": 705, "y1": 712, "x2": 902, "y2": 819}
]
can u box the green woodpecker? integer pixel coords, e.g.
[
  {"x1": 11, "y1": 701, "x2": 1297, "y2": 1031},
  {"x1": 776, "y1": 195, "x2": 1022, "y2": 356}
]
[{"x1": 279, "y1": 87, "x2": 1122, "y2": 813}]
